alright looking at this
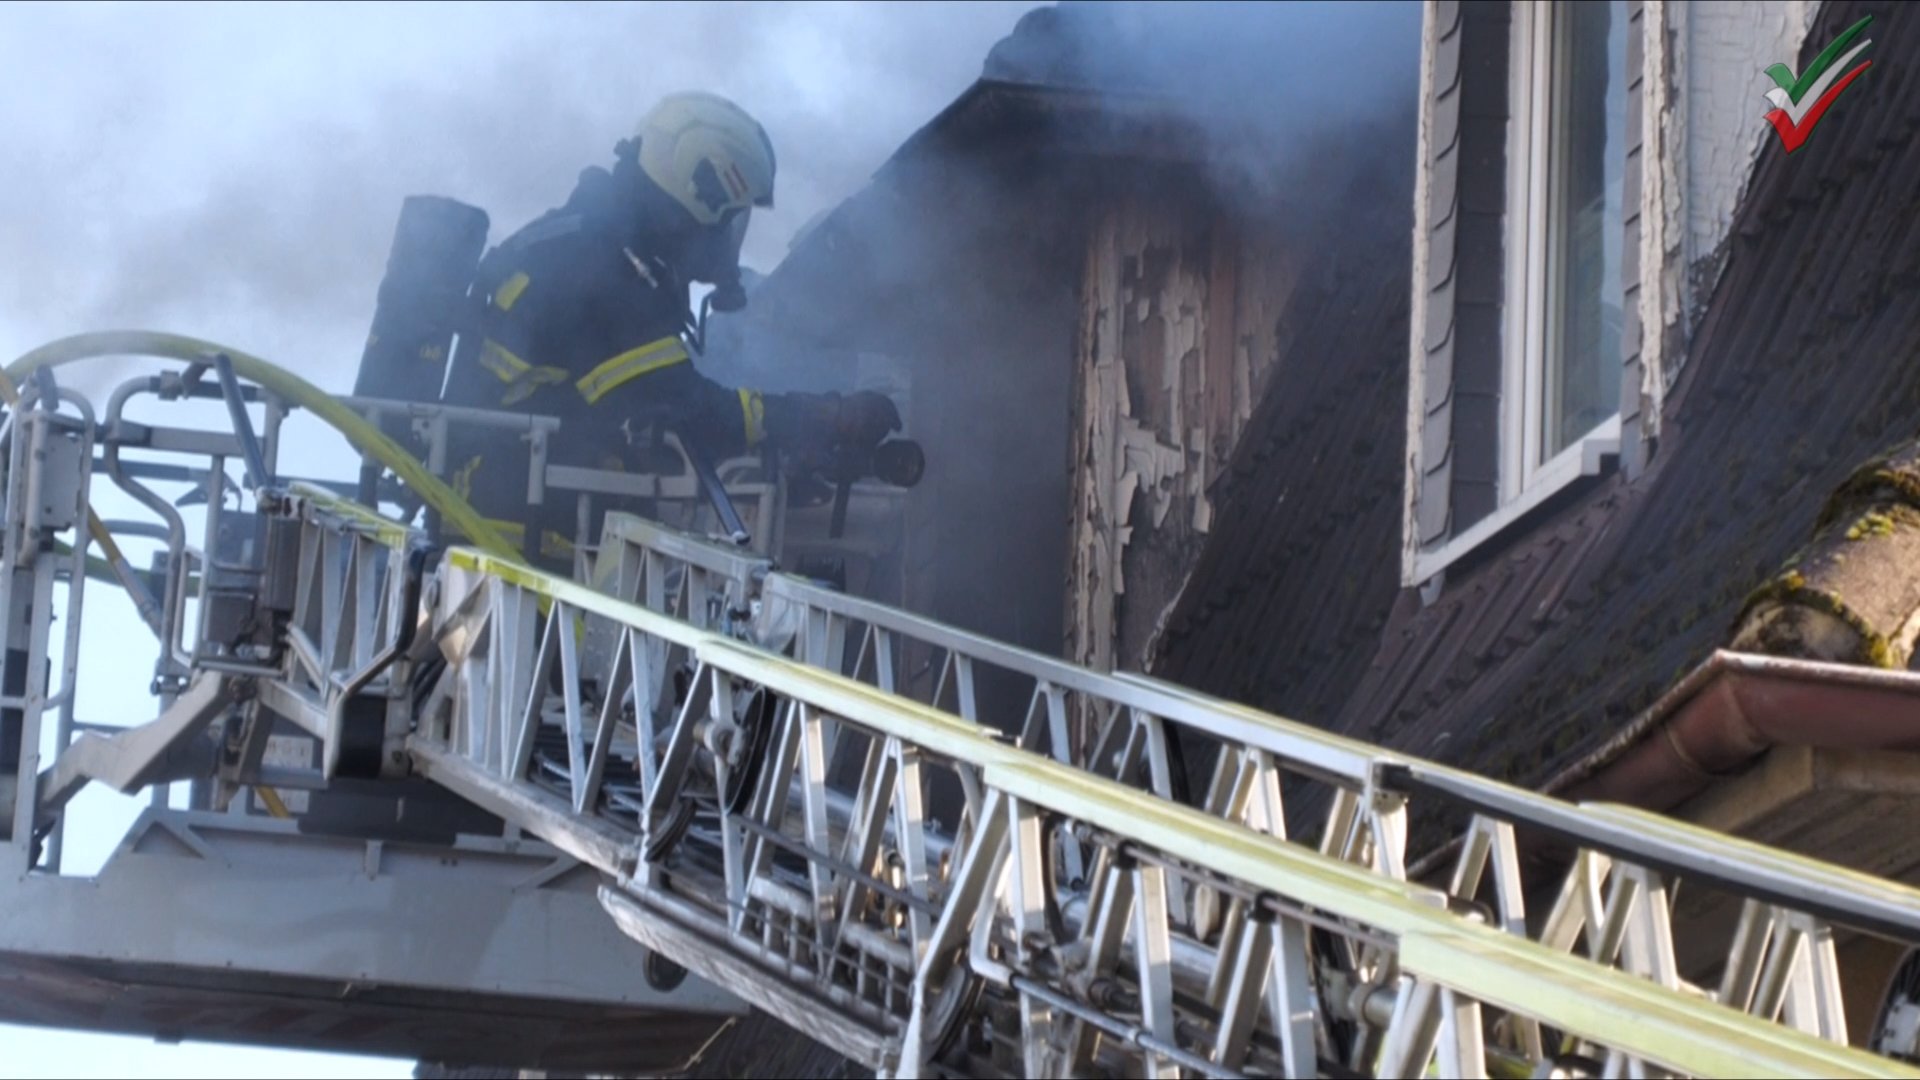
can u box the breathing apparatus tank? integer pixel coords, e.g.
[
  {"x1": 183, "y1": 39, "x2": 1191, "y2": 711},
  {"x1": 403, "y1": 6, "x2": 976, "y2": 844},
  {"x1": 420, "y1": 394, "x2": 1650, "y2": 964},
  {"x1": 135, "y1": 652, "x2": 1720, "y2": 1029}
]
[{"x1": 353, "y1": 196, "x2": 491, "y2": 409}]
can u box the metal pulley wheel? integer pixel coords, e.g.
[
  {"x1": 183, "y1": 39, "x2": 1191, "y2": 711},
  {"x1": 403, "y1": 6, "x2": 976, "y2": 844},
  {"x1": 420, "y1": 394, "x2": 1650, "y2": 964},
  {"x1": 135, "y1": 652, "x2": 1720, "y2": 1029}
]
[{"x1": 721, "y1": 686, "x2": 779, "y2": 817}]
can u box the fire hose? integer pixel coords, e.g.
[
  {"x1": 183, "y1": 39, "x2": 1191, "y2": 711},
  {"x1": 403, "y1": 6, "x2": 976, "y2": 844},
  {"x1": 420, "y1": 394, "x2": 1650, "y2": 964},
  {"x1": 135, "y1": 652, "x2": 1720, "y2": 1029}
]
[
  {"x1": 0, "y1": 365, "x2": 166, "y2": 636},
  {"x1": 6, "y1": 331, "x2": 524, "y2": 570},
  {"x1": 6, "y1": 332, "x2": 924, "y2": 606}
]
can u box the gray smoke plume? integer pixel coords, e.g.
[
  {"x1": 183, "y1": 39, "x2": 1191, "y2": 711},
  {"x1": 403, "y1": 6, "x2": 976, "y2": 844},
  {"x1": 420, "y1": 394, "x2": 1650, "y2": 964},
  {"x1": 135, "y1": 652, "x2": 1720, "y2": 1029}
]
[
  {"x1": 983, "y1": 0, "x2": 1422, "y2": 219},
  {"x1": 1, "y1": 0, "x2": 1038, "y2": 391},
  {"x1": 693, "y1": 0, "x2": 1423, "y2": 679}
]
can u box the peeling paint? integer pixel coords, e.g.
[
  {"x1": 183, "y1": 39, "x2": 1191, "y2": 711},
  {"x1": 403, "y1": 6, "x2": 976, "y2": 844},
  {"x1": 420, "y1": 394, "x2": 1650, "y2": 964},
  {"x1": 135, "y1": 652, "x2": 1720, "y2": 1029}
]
[
  {"x1": 1672, "y1": 0, "x2": 1819, "y2": 350},
  {"x1": 1636, "y1": 0, "x2": 1819, "y2": 443},
  {"x1": 1065, "y1": 197, "x2": 1290, "y2": 674},
  {"x1": 1067, "y1": 210, "x2": 1125, "y2": 672},
  {"x1": 1638, "y1": 0, "x2": 1674, "y2": 449}
]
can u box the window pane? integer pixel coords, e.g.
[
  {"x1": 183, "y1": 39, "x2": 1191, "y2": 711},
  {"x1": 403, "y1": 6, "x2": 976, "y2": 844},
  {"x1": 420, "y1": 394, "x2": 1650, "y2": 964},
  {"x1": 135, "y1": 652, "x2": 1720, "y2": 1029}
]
[{"x1": 1545, "y1": 0, "x2": 1626, "y2": 458}]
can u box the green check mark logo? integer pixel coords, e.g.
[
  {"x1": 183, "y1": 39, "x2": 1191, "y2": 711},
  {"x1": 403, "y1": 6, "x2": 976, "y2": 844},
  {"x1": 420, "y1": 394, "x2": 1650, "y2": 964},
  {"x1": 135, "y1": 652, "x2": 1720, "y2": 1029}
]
[
  {"x1": 1765, "y1": 15, "x2": 1874, "y2": 103},
  {"x1": 1763, "y1": 15, "x2": 1875, "y2": 154}
]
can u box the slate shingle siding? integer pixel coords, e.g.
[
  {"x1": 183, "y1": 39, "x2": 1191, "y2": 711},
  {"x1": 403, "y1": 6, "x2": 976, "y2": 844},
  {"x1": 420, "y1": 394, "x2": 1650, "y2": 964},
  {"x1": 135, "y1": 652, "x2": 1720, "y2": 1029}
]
[{"x1": 1418, "y1": 1, "x2": 1515, "y2": 545}]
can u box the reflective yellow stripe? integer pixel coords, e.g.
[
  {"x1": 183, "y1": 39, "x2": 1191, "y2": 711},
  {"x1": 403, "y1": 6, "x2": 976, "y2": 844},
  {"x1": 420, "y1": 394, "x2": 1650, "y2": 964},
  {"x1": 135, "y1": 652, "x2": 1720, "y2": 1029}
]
[
  {"x1": 494, "y1": 271, "x2": 531, "y2": 312},
  {"x1": 501, "y1": 367, "x2": 570, "y2": 406},
  {"x1": 738, "y1": 389, "x2": 766, "y2": 447},
  {"x1": 479, "y1": 339, "x2": 532, "y2": 381},
  {"x1": 575, "y1": 336, "x2": 690, "y2": 405},
  {"x1": 479, "y1": 339, "x2": 569, "y2": 405}
]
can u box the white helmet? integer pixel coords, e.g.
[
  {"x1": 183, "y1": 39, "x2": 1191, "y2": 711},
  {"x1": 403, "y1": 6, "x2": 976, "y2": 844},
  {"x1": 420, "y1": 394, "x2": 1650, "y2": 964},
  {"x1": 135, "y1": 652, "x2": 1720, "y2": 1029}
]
[{"x1": 635, "y1": 91, "x2": 776, "y2": 228}]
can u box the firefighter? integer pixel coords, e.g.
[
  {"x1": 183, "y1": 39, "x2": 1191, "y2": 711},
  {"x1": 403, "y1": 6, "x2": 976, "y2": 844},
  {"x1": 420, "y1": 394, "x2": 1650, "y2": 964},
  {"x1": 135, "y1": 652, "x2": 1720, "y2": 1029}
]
[{"x1": 437, "y1": 91, "x2": 903, "y2": 564}]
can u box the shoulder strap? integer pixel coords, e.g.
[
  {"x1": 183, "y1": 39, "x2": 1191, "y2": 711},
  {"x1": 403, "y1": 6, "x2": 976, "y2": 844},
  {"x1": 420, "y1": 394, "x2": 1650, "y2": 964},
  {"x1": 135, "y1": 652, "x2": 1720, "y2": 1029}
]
[
  {"x1": 467, "y1": 210, "x2": 579, "y2": 299},
  {"x1": 501, "y1": 211, "x2": 588, "y2": 255}
]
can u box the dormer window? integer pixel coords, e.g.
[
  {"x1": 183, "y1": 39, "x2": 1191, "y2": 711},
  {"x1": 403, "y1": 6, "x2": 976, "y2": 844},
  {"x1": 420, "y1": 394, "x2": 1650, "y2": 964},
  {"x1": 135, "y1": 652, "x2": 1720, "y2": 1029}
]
[
  {"x1": 1510, "y1": 0, "x2": 1627, "y2": 490},
  {"x1": 1404, "y1": 0, "x2": 1638, "y2": 589}
]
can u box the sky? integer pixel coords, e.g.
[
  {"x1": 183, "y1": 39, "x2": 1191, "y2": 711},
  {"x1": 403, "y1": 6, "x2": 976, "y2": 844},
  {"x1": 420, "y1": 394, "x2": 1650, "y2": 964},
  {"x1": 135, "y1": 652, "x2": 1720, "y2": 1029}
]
[
  {"x1": 1, "y1": 0, "x2": 1038, "y2": 392},
  {"x1": 1, "y1": 1, "x2": 1035, "y2": 1076}
]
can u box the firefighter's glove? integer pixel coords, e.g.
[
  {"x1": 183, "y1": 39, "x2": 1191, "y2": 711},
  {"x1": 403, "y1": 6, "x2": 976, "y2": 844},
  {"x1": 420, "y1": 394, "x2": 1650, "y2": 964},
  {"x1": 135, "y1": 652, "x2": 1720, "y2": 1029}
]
[
  {"x1": 836, "y1": 390, "x2": 902, "y2": 449},
  {"x1": 762, "y1": 391, "x2": 841, "y2": 452}
]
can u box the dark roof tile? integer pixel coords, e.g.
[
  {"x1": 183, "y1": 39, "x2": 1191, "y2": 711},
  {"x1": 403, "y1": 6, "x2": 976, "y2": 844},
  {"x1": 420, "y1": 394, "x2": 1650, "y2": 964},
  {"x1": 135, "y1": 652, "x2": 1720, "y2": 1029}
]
[
  {"x1": 1163, "y1": 0, "x2": 1920, "y2": 809},
  {"x1": 1321, "y1": 0, "x2": 1920, "y2": 787}
]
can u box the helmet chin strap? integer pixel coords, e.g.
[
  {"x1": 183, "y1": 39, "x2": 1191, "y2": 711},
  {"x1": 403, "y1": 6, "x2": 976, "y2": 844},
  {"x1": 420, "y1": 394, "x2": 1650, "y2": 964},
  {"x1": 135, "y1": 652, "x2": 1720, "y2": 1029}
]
[
  {"x1": 611, "y1": 135, "x2": 750, "y2": 351},
  {"x1": 688, "y1": 275, "x2": 747, "y2": 357}
]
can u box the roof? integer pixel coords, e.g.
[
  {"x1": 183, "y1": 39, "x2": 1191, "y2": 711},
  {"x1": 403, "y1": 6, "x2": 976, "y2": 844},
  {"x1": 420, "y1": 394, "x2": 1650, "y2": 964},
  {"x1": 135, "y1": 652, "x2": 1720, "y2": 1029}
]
[
  {"x1": 1154, "y1": 0, "x2": 1920, "y2": 828},
  {"x1": 881, "y1": 78, "x2": 1214, "y2": 172},
  {"x1": 722, "y1": 78, "x2": 1216, "y2": 370},
  {"x1": 978, "y1": 1, "x2": 1421, "y2": 117},
  {"x1": 1309, "y1": 0, "x2": 1919, "y2": 795}
]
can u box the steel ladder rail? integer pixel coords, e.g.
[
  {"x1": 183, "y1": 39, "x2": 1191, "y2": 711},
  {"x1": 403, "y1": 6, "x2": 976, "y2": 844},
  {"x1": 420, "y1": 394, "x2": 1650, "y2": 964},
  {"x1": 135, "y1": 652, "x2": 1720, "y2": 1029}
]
[
  {"x1": 610, "y1": 512, "x2": 1920, "y2": 957},
  {"x1": 420, "y1": 541, "x2": 1919, "y2": 1078},
  {"x1": 37, "y1": 347, "x2": 1909, "y2": 1072},
  {"x1": 259, "y1": 490, "x2": 1920, "y2": 1076}
]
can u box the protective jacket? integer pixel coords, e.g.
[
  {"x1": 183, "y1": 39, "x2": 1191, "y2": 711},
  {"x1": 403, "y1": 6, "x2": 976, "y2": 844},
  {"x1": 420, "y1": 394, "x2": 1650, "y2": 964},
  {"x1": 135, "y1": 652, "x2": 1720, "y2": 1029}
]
[
  {"x1": 435, "y1": 166, "x2": 902, "y2": 566},
  {"x1": 442, "y1": 165, "x2": 768, "y2": 462},
  {"x1": 438, "y1": 166, "x2": 772, "y2": 562}
]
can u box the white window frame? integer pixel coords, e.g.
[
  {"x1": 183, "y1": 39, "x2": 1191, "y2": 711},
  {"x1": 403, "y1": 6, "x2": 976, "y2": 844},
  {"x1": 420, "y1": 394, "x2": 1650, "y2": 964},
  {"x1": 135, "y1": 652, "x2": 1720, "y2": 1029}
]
[{"x1": 1409, "y1": 0, "x2": 1623, "y2": 587}]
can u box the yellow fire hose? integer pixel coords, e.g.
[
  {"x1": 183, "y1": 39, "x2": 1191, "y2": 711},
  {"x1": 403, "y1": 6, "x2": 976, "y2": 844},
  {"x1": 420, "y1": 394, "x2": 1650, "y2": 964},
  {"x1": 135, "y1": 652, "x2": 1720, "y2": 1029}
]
[
  {"x1": 52, "y1": 541, "x2": 195, "y2": 594},
  {"x1": 0, "y1": 366, "x2": 168, "y2": 635},
  {"x1": 7, "y1": 331, "x2": 530, "y2": 816},
  {"x1": 6, "y1": 331, "x2": 523, "y2": 566}
]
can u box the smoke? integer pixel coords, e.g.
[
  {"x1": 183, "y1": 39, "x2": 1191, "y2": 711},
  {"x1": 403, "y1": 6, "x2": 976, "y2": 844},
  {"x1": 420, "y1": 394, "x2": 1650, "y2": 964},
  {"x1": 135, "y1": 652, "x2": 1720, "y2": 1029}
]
[
  {"x1": 1, "y1": 0, "x2": 1038, "y2": 393},
  {"x1": 688, "y1": 1, "x2": 1423, "y2": 679},
  {"x1": 700, "y1": 0, "x2": 1424, "y2": 674},
  {"x1": 1, "y1": 0, "x2": 1419, "y2": 399},
  {"x1": 984, "y1": 0, "x2": 1422, "y2": 215}
]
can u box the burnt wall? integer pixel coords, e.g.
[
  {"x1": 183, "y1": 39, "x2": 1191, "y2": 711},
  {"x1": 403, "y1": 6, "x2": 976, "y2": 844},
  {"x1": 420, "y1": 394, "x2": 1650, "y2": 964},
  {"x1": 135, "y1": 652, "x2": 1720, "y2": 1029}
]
[{"x1": 1065, "y1": 193, "x2": 1296, "y2": 675}]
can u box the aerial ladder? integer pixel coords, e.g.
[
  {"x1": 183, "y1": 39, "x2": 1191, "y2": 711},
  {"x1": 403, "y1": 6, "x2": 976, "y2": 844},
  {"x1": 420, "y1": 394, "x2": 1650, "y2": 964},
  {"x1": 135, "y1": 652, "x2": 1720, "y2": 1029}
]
[{"x1": 7, "y1": 332, "x2": 1920, "y2": 1078}]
